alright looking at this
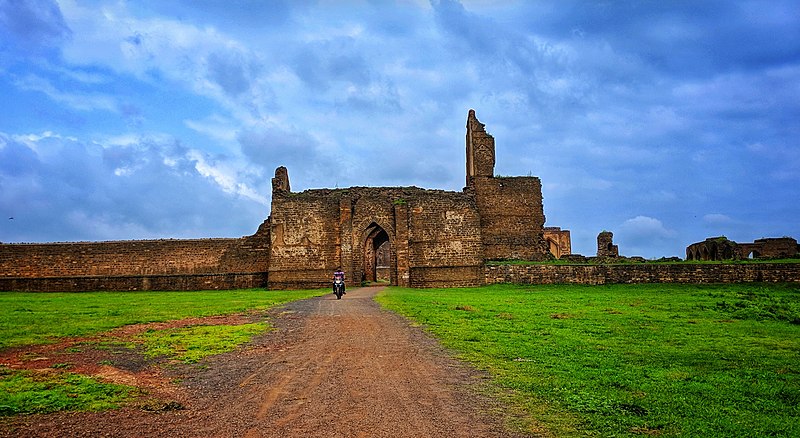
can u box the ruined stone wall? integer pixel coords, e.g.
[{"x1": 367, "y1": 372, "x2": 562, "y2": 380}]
[
  {"x1": 406, "y1": 191, "x2": 483, "y2": 288},
  {"x1": 687, "y1": 236, "x2": 799, "y2": 261},
  {"x1": 266, "y1": 185, "x2": 484, "y2": 290},
  {"x1": 544, "y1": 227, "x2": 571, "y2": 259},
  {"x1": 0, "y1": 227, "x2": 270, "y2": 291},
  {"x1": 748, "y1": 238, "x2": 799, "y2": 258},
  {"x1": 485, "y1": 263, "x2": 800, "y2": 285},
  {"x1": 472, "y1": 176, "x2": 548, "y2": 261},
  {"x1": 597, "y1": 231, "x2": 619, "y2": 258},
  {"x1": 267, "y1": 191, "x2": 341, "y2": 290}
]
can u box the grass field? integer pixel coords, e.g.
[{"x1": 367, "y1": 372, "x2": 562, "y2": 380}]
[
  {"x1": 376, "y1": 283, "x2": 800, "y2": 437},
  {"x1": 0, "y1": 288, "x2": 324, "y2": 415},
  {"x1": 0, "y1": 289, "x2": 323, "y2": 349}
]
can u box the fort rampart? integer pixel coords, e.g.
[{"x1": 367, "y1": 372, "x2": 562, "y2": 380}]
[{"x1": 0, "y1": 230, "x2": 270, "y2": 291}]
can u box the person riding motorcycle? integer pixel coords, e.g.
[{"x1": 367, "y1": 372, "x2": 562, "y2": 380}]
[{"x1": 333, "y1": 268, "x2": 346, "y2": 295}]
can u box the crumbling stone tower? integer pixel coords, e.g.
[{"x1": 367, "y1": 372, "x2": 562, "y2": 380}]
[
  {"x1": 597, "y1": 231, "x2": 619, "y2": 258},
  {"x1": 465, "y1": 109, "x2": 549, "y2": 260}
]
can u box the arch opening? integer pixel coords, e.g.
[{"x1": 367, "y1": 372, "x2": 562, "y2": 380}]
[{"x1": 364, "y1": 223, "x2": 391, "y2": 284}]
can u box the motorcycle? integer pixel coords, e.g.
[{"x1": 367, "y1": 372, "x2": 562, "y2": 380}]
[{"x1": 333, "y1": 278, "x2": 345, "y2": 299}]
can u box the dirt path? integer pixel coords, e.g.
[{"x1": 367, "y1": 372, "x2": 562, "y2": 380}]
[{"x1": 2, "y1": 287, "x2": 536, "y2": 437}]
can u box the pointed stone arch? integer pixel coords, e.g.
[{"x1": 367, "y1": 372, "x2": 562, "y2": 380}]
[{"x1": 363, "y1": 222, "x2": 391, "y2": 284}]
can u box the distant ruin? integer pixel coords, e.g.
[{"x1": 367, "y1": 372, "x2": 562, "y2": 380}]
[
  {"x1": 686, "y1": 237, "x2": 799, "y2": 261},
  {"x1": 596, "y1": 231, "x2": 619, "y2": 259}
]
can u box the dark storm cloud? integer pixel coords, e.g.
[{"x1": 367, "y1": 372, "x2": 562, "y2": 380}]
[{"x1": 1, "y1": 0, "x2": 797, "y2": 258}]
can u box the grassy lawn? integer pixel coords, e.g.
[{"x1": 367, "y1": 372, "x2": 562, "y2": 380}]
[
  {"x1": 0, "y1": 289, "x2": 323, "y2": 349},
  {"x1": 0, "y1": 288, "x2": 323, "y2": 416},
  {"x1": 376, "y1": 283, "x2": 800, "y2": 437}
]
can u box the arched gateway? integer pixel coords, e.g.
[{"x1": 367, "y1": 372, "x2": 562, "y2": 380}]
[{"x1": 363, "y1": 223, "x2": 391, "y2": 284}]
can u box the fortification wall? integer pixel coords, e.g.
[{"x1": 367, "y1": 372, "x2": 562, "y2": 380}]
[
  {"x1": 484, "y1": 263, "x2": 800, "y2": 285},
  {"x1": 0, "y1": 229, "x2": 270, "y2": 291}
]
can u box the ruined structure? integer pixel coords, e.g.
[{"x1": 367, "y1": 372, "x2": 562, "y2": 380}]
[
  {"x1": 686, "y1": 237, "x2": 799, "y2": 261},
  {"x1": 3, "y1": 109, "x2": 799, "y2": 291},
  {"x1": 0, "y1": 110, "x2": 552, "y2": 291},
  {"x1": 543, "y1": 227, "x2": 572, "y2": 259},
  {"x1": 266, "y1": 109, "x2": 549, "y2": 289},
  {"x1": 596, "y1": 231, "x2": 619, "y2": 258}
]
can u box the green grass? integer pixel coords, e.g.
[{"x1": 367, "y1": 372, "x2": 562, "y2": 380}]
[
  {"x1": 0, "y1": 288, "x2": 323, "y2": 416},
  {"x1": 376, "y1": 283, "x2": 800, "y2": 437},
  {"x1": 0, "y1": 289, "x2": 324, "y2": 350},
  {"x1": 0, "y1": 367, "x2": 137, "y2": 416},
  {"x1": 138, "y1": 322, "x2": 270, "y2": 363}
]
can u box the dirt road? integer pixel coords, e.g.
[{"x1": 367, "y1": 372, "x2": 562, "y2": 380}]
[{"x1": 2, "y1": 287, "x2": 536, "y2": 437}]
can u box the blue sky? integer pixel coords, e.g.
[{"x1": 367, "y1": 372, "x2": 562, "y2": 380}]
[{"x1": 1, "y1": 0, "x2": 798, "y2": 258}]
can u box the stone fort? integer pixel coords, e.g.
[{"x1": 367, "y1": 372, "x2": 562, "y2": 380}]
[
  {"x1": 0, "y1": 110, "x2": 568, "y2": 291},
  {"x1": 3, "y1": 110, "x2": 798, "y2": 291}
]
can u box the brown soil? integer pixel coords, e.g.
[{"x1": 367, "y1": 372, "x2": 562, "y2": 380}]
[{"x1": 1, "y1": 287, "x2": 540, "y2": 437}]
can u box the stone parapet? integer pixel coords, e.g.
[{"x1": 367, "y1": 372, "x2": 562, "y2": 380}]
[{"x1": 484, "y1": 263, "x2": 800, "y2": 285}]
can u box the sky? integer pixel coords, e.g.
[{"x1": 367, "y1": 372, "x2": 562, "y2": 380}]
[{"x1": 1, "y1": 0, "x2": 798, "y2": 258}]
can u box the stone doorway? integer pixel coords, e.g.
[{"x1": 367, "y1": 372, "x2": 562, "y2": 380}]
[{"x1": 364, "y1": 223, "x2": 391, "y2": 284}]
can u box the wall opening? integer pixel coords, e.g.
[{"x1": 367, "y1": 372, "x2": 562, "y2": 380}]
[{"x1": 364, "y1": 223, "x2": 391, "y2": 284}]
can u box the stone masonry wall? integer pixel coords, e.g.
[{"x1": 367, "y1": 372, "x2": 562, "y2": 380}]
[
  {"x1": 267, "y1": 190, "x2": 341, "y2": 290},
  {"x1": 0, "y1": 228, "x2": 270, "y2": 291},
  {"x1": 472, "y1": 176, "x2": 548, "y2": 261},
  {"x1": 485, "y1": 263, "x2": 800, "y2": 285},
  {"x1": 267, "y1": 185, "x2": 485, "y2": 290},
  {"x1": 406, "y1": 191, "x2": 484, "y2": 288}
]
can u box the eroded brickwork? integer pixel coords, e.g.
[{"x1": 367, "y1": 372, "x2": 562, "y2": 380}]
[
  {"x1": 597, "y1": 231, "x2": 619, "y2": 258},
  {"x1": 266, "y1": 178, "x2": 485, "y2": 289},
  {"x1": 465, "y1": 110, "x2": 549, "y2": 262}
]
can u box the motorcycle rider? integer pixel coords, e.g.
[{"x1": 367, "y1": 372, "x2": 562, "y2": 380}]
[{"x1": 333, "y1": 267, "x2": 345, "y2": 295}]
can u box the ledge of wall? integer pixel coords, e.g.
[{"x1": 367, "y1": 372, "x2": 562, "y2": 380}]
[{"x1": 0, "y1": 272, "x2": 267, "y2": 292}]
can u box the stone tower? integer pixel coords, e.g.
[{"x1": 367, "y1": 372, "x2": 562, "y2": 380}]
[{"x1": 465, "y1": 110, "x2": 549, "y2": 261}]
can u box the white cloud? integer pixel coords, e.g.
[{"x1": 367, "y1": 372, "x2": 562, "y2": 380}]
[
  {"x1": 13, "y1": 74, "x2": 117, "y2": 112},
  {"x1": 620, "y1": 216, "x2": 676, "y2": 239},
  {"x1": 703, "y1": 213, "x2": 735, "y2": 225}
]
